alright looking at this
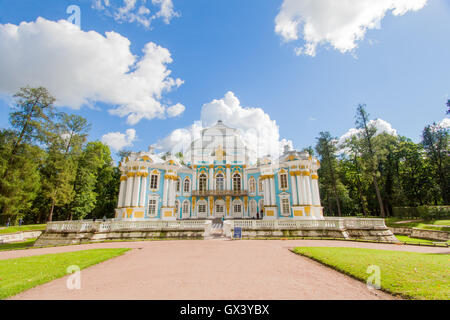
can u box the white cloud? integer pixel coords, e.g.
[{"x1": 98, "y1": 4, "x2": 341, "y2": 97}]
[
  {"x1": 101, "y1": 129, "x2": 137, "y2": 151},
  {"x1": 166, "y1": 103, "x2": 186, "y2": 118},
  {"x1": 275, "y1": 0, "x2": 427, "y2": 56},
  {"x1": 155, "y1": 91, "x2": 293, "y2": 163},
  {"x1": 0, "y1": 18, "x2": 184, "y2": 125},
  {"x1": 93, "y1": 0, "x2": 179, "y2": 28},
  {"x1": 338, "y1": 118, "x2": 398, "y2": 146}
]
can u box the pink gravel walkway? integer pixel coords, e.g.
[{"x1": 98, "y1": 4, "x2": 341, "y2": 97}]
[{"x1": 4, "y1": 240, "x2": 449, "y2": 300}]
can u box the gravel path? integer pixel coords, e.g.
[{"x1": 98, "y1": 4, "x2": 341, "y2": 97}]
[{"x1": 4, "y1": 240, "x2": 449, "y2": 300}]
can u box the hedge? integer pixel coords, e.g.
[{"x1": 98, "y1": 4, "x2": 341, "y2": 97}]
[{"x1": 392, "y1": 206, "x2": 450, "y2": 220}]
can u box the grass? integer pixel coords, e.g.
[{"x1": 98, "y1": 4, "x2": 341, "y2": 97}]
[
  {"x1": 0, "y1": 224, "x2": 46, "y2": 235},
  {"x1": 395, "y1": 235, "x2": 450, "y2": 245},
  {"x1": 385, "y1": 218, "x2": 450, "y2": 232},
  {"x1": 0, "y1": 239, "x2": 37, "y2": 251},
  {"x1": 0, "y1": 248, "x2": 130, "y2": 299},
  {"x1": 293, "y1": 247, "x2": 450, "y2": 300}
]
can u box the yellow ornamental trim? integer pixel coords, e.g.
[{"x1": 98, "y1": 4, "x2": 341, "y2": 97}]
[
  {"x1": 311, "y1": 174, "x2": 319, "y2": 180},
  {"x1": 127, "y1": 172, "x2": 135, "y2": 178},
  {"x1": 302, "y1": 171, "x2": 310, "y2": 176},
  {"x1": 226, "y1": 164, "x2": 231, "y2": 169},
  {"x1": 142, "y1": 172, "x2": 149, "y2": 178},
  {"x1": 120, "y1": 176, "x2": 127, "y2": 181},
  {"x1": 209, "y1": 165, "x2": 215, "y2": 169}
]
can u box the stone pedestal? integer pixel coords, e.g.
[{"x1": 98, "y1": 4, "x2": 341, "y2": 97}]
[
  {"x1": 263, "y1": 206, "x2": 278, "y2": 220},
  {"x1": 161, "y1": 207, "x2": 176, "y2": 221}
]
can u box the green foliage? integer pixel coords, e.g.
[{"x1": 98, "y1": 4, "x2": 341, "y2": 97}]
[
  {"x1": 0, "y1": 86, "x2": 119, "y2": 224},
  {"x1": 392, "y1": 206, "x2": 450, "y2": 220},
  {"x1": 0, "y1": 249, "x2": 130, "y2": 299},
  {"x1": 294, "y1": 247, "x2": 450, "y2": 300}
]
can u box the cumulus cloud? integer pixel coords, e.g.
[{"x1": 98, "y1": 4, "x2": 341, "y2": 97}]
[
  {"x1": 0, "y1": 18, "x2": 185, "y2": 125},
  {"x1": 154, "y1": 92, "x2": 293, "y2": 163},
  {"x1": 437, "y1": 117, "x2": 450, "y2": 129},
  {"x1": 338, "y1": 118, "x2": 398, "y2": 146},
  {"x1": 93, "y1": 0, "x2": 179, "y2": 28},
  {"x1": 101, "y1": 129, "x2": 137, "y2": 151},
  {"x1": 275, "y1": 0, "x2": 427, "y2": 56}
]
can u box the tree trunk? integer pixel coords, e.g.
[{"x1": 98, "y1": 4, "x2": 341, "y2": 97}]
[
  {"x1": 48, "y1": 199, "x2": 55, "y2": 222},
  {"x1": 373, "y1": 175, "x2": 385, "y2": 217}
]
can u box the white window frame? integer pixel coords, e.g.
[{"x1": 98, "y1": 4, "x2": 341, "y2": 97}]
[
  {"x1": 248, "y1": 177, "x2": 256, "y2": 195},
  {"x1": 233, "y1": 173, "x2": 241, "y2": 191},
  {"x1": 183, "y1": 177, "x2": 191, "y2": 194},
  {"x1": 149, "y1": 172, "x2": 160, "y2": 191},
  {"x1": 182, "y1": 200, "x2": 190, "y2": 219},
  {"x1": 198, "y1": 173, "x2": 208, "y2": 191},
  {"x1": 279, "y1": 195, "x2": 291, "y2": 217},
  {"x1": 258, "y1": 177, "x2": 264, "y2": 195},
  {"x1": 278, "y1": 170, "x2": 289, "y2": 190},
  {"x1": 147, "y1": 196, "x2": 159, "y2": 218},
  {"x1": 216, "y1": 173, "x2": 225, "y2": 191}
]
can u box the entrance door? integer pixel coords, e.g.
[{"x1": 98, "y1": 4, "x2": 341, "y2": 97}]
[{"x1": 214, "y1": 202, "x2": 225, "y2": 218}]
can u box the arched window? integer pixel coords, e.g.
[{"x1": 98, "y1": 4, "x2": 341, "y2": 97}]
[
  {"x1": 216, "y1": 173, "x2": 225, "y2": 191},
  {"x1": 199, "y1": 173, "x2": 207, "y2": 191},
  {"x1": 197, "y1": 200, "x2": 207, "y2": 218},
  {"x1": 279, "y1": 171, "x2": 288, "y2": 189},
  {"x1": 249, "y1": 177, "x2": 256, "y2": 194},
  {"x1": 183, "y1": 178, "x2": 191, "y2": 193},
  {"x1": 148, "y1": 196, "x2": 158, "y2": 217},
  {"x1": 150, "y1": 173, "x2": 159, "y2": 190},
  {"x1": 176, "y1": 178, "x2": 181, "y2": 192},
  {"x1": 182, "y1": 200, "x2": 190, "y2": 219},
  {"x1": 233, "y1": 173, "x2": 241, "y2": 191},
  {"x1": 175, "y1": 200, "x2": 180, "y2": 215}
]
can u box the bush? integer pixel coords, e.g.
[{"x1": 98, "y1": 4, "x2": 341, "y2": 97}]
[{"x1": 392, "y1": 206, "x2": 450, "y2": 220}]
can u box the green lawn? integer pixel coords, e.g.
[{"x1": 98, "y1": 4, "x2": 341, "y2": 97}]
[
  {"x1": 0, "y1": 224, "x2": 46, "y2": 235},
  {"x1": 0, "y1": 239, "x2": 37, "y2": 251},
  {"x1": 293, "y1": 247, "x2": 450, "y2": 300},
  {"x1": 385, "y1": 218, "x2": 450, "y2": 232},
  {"x1": 0, "y1": 248, "x2": 130, "y2": 299},
  {"x1": 395, "y1": 235, "x2": 449, "y2": 246}
]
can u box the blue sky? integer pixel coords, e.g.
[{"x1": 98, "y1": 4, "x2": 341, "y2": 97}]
[{"x1": 0, "y1": 0, "x2": 449, "y2": 161}]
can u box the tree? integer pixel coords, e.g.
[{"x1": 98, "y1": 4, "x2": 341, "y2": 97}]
[
  {"x1": 42, "y1": 114, "x2": 91, "y2": 221},
  {"x1": 422, "y1": 123, "x2": 449, "y2": 204},
  {"x1": 354, "y1": 104, "x2": 386, "y2": 217},
  {"x1": 315, "y1": 132, "x2": 342, "y2": 216},
  {"x1": 0, "y1": 87, "x2": 56, "y2": 221}
]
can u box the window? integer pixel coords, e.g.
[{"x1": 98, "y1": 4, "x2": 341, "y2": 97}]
[
  {"x1": 258, "y1": 178, "x2": 264, "y2": 194},
  {"x1": 216, "y1": 173, "x2": 225, "y2": 191},
  {"x1": 280, "y1": 173, "x2": 288, "y2": 189},
  {"x1": 216, "y1": 204, "x2": 224, "y2": 213},
  {"x1": 198, "y1": 204, "x2": 207, "y2": 214},
  {"x1": 183, "y1": 178, "x2": 190, "y2": 193},
  {"x1": 281, "y1": 198, "x2": 290, "y2": 216},
  {"x1": 182, "y1": 201, "x2": 190, "y2": 218},
  {"x1": 234, "y1": 204, "x2": 242, "y2": 213},
  {"x1": 199, "y1": 174, "x2": 207, "y2": 191},
  {"x1": 233, "y1": 173, "x2": 241, "y2": 191},
  {"x1": 176, "y1": 178, "x2": 181, "y2": 192},
  {"x1": 148, "y1": 198, "x2": 157, "y2": 217},
  {"x1": 150, "y1": 174, "x2": 159, "y2": 190},
  {"x1": 249, "y1": 178, "x2": 256, "y2": 194},
  {"x1": 175, "y1": 200, "x2": 180, "y2": 214}
]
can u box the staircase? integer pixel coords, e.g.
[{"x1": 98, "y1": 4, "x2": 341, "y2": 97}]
[{"x1": 205, "y1": 218, "x2": 230, "y2": 240}]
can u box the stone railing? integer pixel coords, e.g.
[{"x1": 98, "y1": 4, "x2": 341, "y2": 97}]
[
  {"x1": 46, "y1": 220, "x2": 208, "y2": 233},
  {"x1": 232, "y1": 218, "x2": 386, "y2": 230}
]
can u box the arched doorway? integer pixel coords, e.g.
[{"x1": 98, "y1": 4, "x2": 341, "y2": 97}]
[{"x1": 214, "y1": 199, "x2": 226, "y2": 218}]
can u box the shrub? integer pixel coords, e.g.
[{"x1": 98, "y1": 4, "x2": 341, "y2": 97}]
[{"x1": 392, "y1": 206, "x2": 450, "y2": 220}]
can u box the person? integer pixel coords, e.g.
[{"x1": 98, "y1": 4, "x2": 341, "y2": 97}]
[
  {"x1": 103, "y1": 215, "x2": 107, "y2": 222},
  {"x1": 6, "y1": 217, "x2": 10, "y2": 227},
  {"x1": 260, "y1": 210, "x2": 264, "y2": 219},
  {"x1": 256, "y1": 212, "x2": 259, "y2": 220},
  {"x1": 19, "y1": 218, "x2": 23, "y2": 226}
]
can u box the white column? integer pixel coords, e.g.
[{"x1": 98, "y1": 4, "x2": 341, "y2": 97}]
[
  {"x1": 263, "y1": 178, "x2": 270, "y2": 206},
  {"x1": 312, "y1": 178, "x2": 320, "y2": 206},
  {"x1": 132, "y1": 175, "x2": 141, "y2": 207},
  {"x1": 297, "y1": 175, "x2": 303, "y2": 205},
  {"x1": 139, "y1": 175, "x2": 148, "y2": 207},
  {"x1": 192, "y1": 172, "x2": 197, "y2": 191},
  {"x1": 163, "y1": 177, "x2": 169, "y2": 206},
  {"x1": 125, "y1": 175, "x2": 133, "y2": 207},
  {"x1": 209, "y1": 167, "x2": 214, "y2": 191},
  {"x1": 169, "y1": 179, "x2": 175, "y2": 207},
  {"x1": 270, "y1": 177, "x2": 276, "y2": 206},
  {"x1": 226, "y1": 167, "x2": 231, "y2": 190},
  {"x1": 305, "y1": 176, "x2": 312, "y2": 205},
  {"x1": 290, "y1": 175, "x2": 298, "y2": 205},
  {"x1": 118, "y1": 178, "x2": 126, "y2": 207},
  {"x1": 243, "y1": 170, "x2": 248, "y2": 191}
]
